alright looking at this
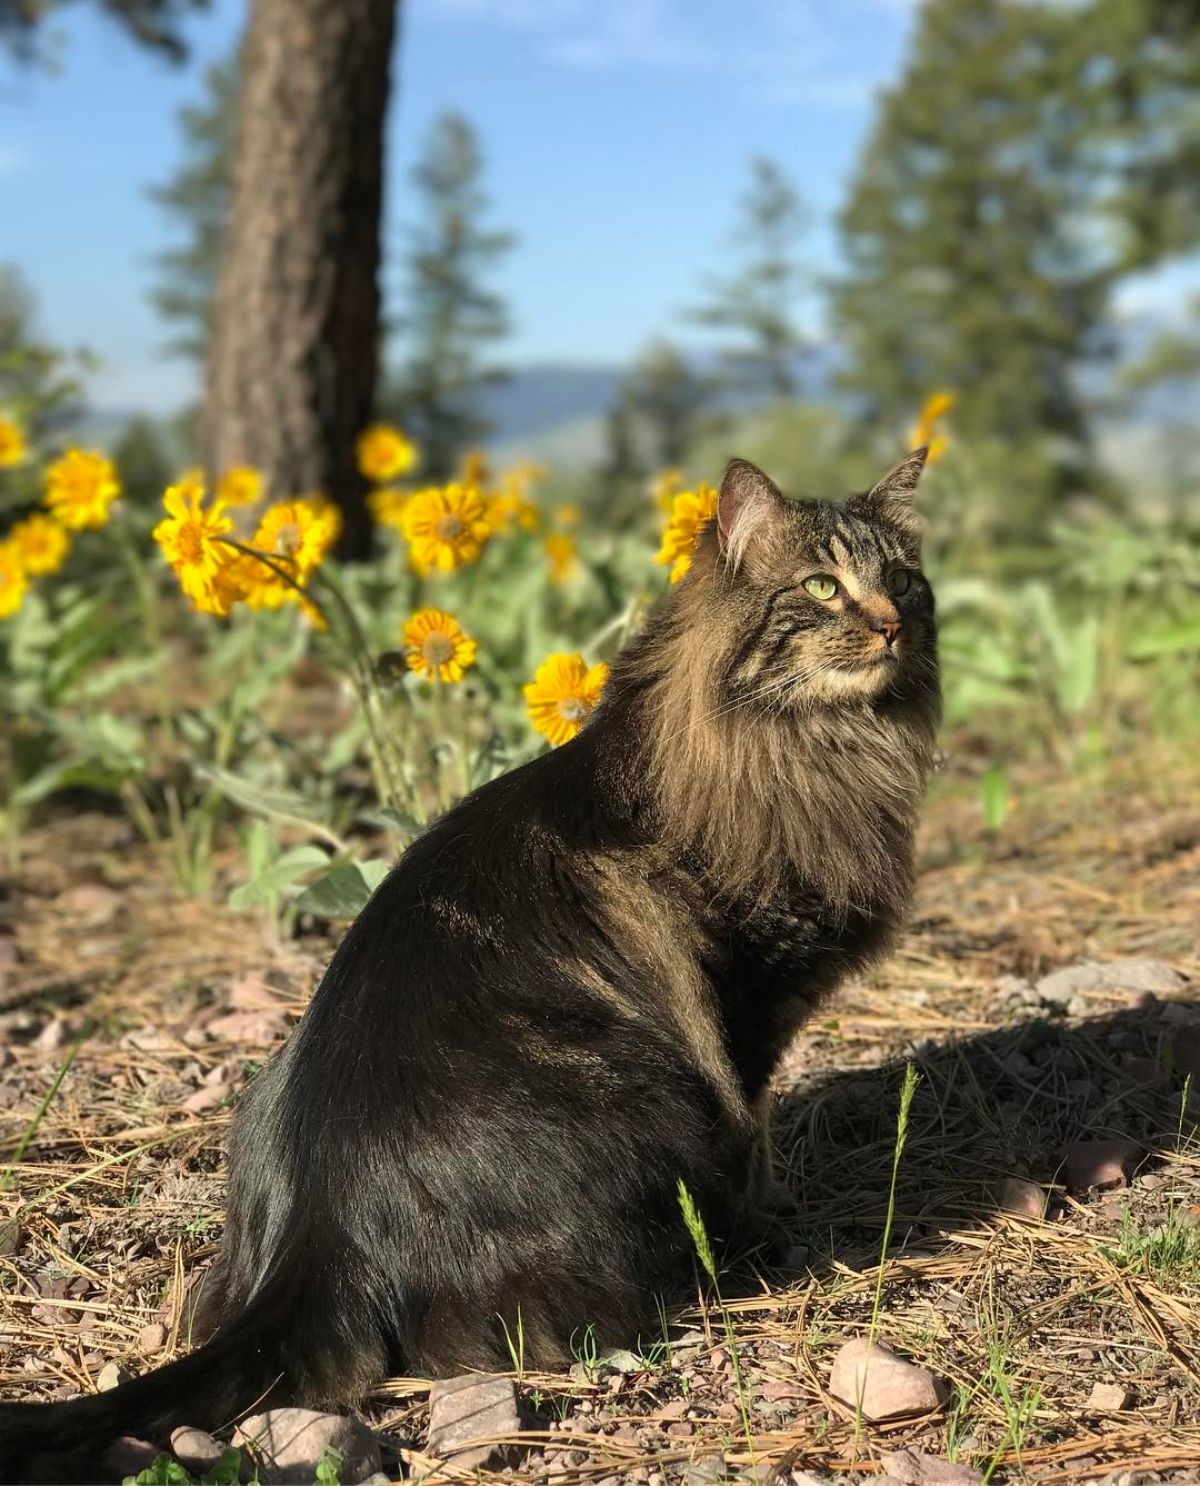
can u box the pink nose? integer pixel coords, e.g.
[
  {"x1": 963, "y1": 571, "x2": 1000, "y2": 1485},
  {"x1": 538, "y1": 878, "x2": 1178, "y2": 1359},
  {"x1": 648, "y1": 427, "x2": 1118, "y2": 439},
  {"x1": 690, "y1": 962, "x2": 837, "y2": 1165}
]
[{"x1": 878, "y1": 620, "x2": 902, "y2": 647}]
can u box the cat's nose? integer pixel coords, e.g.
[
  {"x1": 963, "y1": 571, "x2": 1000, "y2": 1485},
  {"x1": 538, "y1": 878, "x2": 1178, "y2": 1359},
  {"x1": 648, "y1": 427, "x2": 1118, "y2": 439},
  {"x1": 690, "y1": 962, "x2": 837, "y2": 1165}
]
[{"x1": 876, "y1": 618, "x2": 902, "y2": 647}]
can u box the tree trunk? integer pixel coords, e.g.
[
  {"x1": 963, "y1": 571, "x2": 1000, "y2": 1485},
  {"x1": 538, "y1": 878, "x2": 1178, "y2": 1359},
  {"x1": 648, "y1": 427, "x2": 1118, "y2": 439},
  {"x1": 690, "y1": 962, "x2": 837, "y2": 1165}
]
[{"x1": 204, "y1": 0, "x2": 399, "y2": 559}]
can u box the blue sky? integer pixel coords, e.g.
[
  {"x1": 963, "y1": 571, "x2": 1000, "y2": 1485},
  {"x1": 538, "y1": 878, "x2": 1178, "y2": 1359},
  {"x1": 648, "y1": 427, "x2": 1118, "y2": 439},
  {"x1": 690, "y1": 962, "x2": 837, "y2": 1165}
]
[{"x1": 0, "y1": 0, "x2": 928, "y2": 413}]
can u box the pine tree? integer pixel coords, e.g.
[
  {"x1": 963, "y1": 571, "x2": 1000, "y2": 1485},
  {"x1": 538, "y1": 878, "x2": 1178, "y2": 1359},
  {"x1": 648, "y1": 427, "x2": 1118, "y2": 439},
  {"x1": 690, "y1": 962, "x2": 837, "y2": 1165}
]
[
  {"x1": 615, "y1": 339, "x2": 710, "y2": 468},
  {"x1": 688, "y1": 156, "x2": 809, "y2": 400},
  {"x1": 389, "y1": 112, "x2": 513, "y2": 480},
  {"x1": 147, "y1": 54, "x2": 237, "y2": 363},
  {"x1": 0, "y1": 0, "x2": 207, "y2": 61},
  {"x1": 204, "y1": 0, "x2": 400, "y2": 559},
  {"x1": 833, "y1": 0, "x2": 1200, "y2": 458}
]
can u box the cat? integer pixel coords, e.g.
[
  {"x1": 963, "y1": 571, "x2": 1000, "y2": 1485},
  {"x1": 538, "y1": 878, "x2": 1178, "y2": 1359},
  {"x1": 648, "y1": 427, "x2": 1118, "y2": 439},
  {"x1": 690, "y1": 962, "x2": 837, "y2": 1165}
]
[{"x1": 0, "y1": 452, "x2": 940, "y2": 1482}]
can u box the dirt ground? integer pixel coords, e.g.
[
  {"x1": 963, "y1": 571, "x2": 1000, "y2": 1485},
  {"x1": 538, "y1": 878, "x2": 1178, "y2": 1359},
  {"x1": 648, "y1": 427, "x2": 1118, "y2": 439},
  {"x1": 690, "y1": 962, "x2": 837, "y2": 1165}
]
[{"x1": 2, "y1": 746, "x2": 1200, "y2": 1484}]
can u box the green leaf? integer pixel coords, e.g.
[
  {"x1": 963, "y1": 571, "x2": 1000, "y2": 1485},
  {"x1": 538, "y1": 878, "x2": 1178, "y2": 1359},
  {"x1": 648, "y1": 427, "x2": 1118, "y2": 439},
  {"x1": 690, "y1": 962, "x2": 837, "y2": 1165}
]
[
  {"x1": 980, "y1": 765, "x2": 1009, "y2": 833},
  {"x1": 196, "y1": 764, "x2": 341, "y2": 845},
  {"x1": 1127, "y1": 620, "x2": 1200, "y2": 660},
  {"x1": 294, "y1": 859, "x2": 389, "y2": 919},
  {"x1": 228, "y1": 845, "x2": 329, "y2": 911}
]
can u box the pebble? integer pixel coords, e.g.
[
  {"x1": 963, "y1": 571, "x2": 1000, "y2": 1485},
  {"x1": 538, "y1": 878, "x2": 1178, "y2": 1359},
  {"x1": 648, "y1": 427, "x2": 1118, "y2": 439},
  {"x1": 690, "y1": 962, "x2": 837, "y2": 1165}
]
[
  {"x1": 879, "y1": 1448, "x2": 984, "y2": 1485},
  {"x1": 1088, "y1": 1381, "x2": 1132, "y2": 1412},
  {"x1": 598, "y1": 1347, "x2": 643, "y2": 1374},
  {"x1": 97, "y1": 1361, "x2": 128, "y2": 1391},
  {"x1": 828, "y1": 1339, "x2": 947, "y2": 1421},
  {"x1": 1036, "y1": 958, "x2": 1185, "y2": 1006},
  {"x1": 233, "y1": 1407, "x2": 381, "y2": 1484},
  {"x1": 681, "y1": 1459, "x2": 726, "y2": 1486},
  {"x1": 426, "y1": 1373, "x2": 520, "y2": 1471},
  {"x1": 1063, "y1": 1138, "x2": 1144, "y2": 1193},
  {"x1": 996, "y1": 1176, "x2": 1047, "y2": 1219},
  {"x1": 170, "y1": 1426, "x2": 225, "y2": 1472}
]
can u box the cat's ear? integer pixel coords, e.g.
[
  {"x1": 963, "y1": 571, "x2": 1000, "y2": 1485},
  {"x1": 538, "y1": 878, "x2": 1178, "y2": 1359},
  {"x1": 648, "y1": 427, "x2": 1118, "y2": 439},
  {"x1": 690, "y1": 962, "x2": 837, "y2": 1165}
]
[
  {"x1": 846, "y1": 448, "x2": 927, "y2": 539},
  {"x1": 718, "y1": 459, "x2": 788, "y2": 568}
]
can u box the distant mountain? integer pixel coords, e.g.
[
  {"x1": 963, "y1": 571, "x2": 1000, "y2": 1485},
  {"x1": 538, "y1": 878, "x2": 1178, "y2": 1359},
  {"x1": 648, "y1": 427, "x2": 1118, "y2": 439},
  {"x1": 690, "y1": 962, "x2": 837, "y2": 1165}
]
[{"x1": 477, "y1": 364, "x2": 624, "y2": 443}]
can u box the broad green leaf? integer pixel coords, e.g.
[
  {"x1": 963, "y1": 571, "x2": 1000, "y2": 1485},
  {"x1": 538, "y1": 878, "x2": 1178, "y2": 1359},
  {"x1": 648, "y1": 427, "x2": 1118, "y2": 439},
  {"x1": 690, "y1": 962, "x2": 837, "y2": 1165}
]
[
  {"x1": 228, "y1": 845, "x2": 329, "y2": 910},
  {"x1": 294, "y1": 859, "x2": 389, "y2": 919}
]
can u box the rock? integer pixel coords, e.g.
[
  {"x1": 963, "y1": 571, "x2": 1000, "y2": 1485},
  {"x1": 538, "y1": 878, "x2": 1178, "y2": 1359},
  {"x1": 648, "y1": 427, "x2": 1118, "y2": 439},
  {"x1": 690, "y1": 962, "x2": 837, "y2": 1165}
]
[
  {"x1": 102, "y1": 1436, "x2": 161, "y2": 1476},
  {"x1": 206, "y1": 1009, "x2": 289, "y2": 1047},
  {"x1": 879, "y1": 1448, "x2": 984, "y2": 1485},
  {"x1": 0, "y1": 1215, "x2": 22, "y2": 1256},
  {"x1": 170, "y1": 1426, "x2": 225, "y2": 1472},
  {"x1": 1087, "y1": 1381, "x2": 1131, "y2": 1412},
  {"x1": 426, "y1": 1373, "x2": 521, "y2": 1471},
  {"x1": 996, "y1": 1177, "x2": 1047, "y2": 1219},
  {"x1": 234, "y1": 1408, "x2": 382, "y2": 1484},
  {"x1": 681, "y1": 1459, "x2": 727, "y2": 1486},
  {"x1": 61, "y1": 883, "x2": 122, "y2": 926},
  {"x1": 828, "y1": 1339, "x2": 947, "y2": 1422},
  {"x1": 788, "y1": 1474, "x2": 833, "y2": 1486},
  {"x1": 1063, "y1": 1138, "x2": 1144, "y2": 1193},
  {"x1": 34, "y1": 1019, "x2": 69, "y2": 1054},
  {"x1": 138, "y1": 1322, "x2": 167, "y2": 1353},
  {"x1": 1037, "y1": 959, "x2": 1185, "y2": 1007},
  {"x1": 599, "y1": 1347, "x2": 643, "y2": 1374},
  {"x1": 97, "y1": 1361, "x2": 128, "y2": 1391}
]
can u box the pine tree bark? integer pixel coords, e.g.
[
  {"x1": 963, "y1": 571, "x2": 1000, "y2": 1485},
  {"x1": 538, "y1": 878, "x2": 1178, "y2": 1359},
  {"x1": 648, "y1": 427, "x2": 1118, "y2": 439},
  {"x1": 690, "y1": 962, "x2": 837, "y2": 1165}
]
[{"x1": 204, "y1": 0, "x2": 399, "y2": 558}]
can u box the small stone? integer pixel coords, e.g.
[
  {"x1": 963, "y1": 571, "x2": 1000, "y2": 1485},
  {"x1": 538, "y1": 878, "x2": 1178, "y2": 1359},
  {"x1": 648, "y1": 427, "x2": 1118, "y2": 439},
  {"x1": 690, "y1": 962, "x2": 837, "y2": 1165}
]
[
  {"x1": 666, "y1": 1421, "x2": 694, "y2": 1438},
  {"x1": 170, "y1": 1426, "x2": 224, "y2": 1472},
  {"x1": 789, "y1": 1473, "x2": 832, "y2": 1486},
  {"x1": 234, "y1": 1408, "x2": 382, "y2": 1484},
  {"x1": 1037, "y1": 959, "x2": 1185, "y2": 1006},
  {"x1": 138, "y1": 1322, "x2": 167, "y2": 1353},
  {"x1": 996, "y1": 1177, "x2": 1047, "y2": 1220},
  {"x1": 0, "y1": 1215, "x2": 21, "y2": 1256},
  {"x1": 599, "y1": 1347, "x2": 643, "y2": 1374},
  {"x1": 426, "y1": 1373, "x2": 520, "y2": 1471},
  {"x1": 102, "y1": 1437, "x2": 160, "y2": 1476},
  {"x1": 681, "y1": 1459, "x2": 727, "y2": 1486},
  {"x1": 97, "y1": 1361, "x2": 128, "y2": 1391},
  {"x1": 1087, "y1": 1381, "x2": 1132, "y2": 1412},
  {"x1": 35, "y1": 1019, "x2": 69, "y2": 1054},
  {"x1": 182, "y1": 1085, "x2": 227, "y2": 1114},
  {"x1": 61, "y1": 883, "x2": 122, "y2": 925},
  {"x1": 1064, "y1": 1138, "x2": 1144, "y2": 1193},
  {"x1": 828, "y1": 1339, "x2": 947, "y2": 1422},
  {"x1": 879, "y1": 1448, "x2": 984, "y2": 1485},
  {"x1": 207, "y1": 1009, "x2": 289, "y2": 1047}
]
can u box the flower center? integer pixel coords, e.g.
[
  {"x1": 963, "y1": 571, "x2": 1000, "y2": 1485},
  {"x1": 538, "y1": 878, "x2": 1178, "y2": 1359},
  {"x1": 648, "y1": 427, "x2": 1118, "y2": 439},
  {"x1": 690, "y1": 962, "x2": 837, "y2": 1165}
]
[
  {"x1": 421, "y1": 633, "x2": 455, "y2": 666},
  {"x1": 275, "y1": 521, "x2": 301, "y2": 556},
  {"x1": 436, "y1": 514, "x2": 464, "y2": 540},
  {"x1": 177, "y1": 523, "x2": 205, "y2": 565},
  {"x1": 557, "y1": 696, "x2": 587, "y2": 723}
]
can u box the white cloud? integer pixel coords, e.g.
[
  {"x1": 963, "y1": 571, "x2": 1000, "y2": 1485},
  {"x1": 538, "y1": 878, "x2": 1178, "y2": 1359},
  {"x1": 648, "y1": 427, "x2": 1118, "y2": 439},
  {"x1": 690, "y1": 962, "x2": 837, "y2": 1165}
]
[{"x1": 426, "y1": 0, "x2": 915, "y2": 107}]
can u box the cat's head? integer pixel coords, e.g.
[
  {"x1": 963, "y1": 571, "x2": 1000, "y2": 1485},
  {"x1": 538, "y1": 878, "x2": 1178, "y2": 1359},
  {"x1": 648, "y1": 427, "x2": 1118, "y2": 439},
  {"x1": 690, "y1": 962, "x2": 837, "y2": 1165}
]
[{"x1": 687, "y1": 451, "x2": 936, "y2": 709}]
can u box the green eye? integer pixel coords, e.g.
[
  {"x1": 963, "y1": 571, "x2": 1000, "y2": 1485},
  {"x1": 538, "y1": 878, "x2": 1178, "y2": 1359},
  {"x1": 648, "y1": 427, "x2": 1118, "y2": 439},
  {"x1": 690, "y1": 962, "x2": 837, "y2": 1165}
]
[
  {"x1": 802, "y1": 574, "x2": 838, "y2": 601},
  {"x1": 888, "y1": 569, "x2": 914, "y2": 596}
]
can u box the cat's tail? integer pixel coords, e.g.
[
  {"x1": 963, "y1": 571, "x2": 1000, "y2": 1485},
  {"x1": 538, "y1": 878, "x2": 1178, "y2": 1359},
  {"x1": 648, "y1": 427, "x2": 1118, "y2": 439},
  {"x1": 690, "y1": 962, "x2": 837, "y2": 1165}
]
[{"x1": 0, "y1": 1247, "x2": 374, "y2": 1485}]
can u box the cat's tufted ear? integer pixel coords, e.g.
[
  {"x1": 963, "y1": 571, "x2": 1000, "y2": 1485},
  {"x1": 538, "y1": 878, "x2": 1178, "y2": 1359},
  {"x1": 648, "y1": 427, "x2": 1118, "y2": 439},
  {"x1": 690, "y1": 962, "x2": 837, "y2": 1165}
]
[
  {"x1": 718, "y1": 459, "x2": 789, "y2": 568},
  {"x1": 846, "y1": 447, "x2": 927, "y2": 539}
]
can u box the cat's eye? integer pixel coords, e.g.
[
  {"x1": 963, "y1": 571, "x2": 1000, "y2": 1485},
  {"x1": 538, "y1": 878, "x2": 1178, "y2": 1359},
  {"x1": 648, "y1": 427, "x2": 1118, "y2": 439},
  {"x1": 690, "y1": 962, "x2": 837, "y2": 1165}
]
[
  {"x1": 802, "y1": 574, "x2": 839, "y2": 601},
  {"x1": 887, "y1": 569, "x2": 914, "y2": 596}
]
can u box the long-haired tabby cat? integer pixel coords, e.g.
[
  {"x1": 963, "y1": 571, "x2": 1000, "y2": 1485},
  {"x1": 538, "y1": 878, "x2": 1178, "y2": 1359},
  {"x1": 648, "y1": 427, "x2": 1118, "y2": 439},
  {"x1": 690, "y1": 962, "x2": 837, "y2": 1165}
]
[{"x1": 0, "y1": 453, "x2": 940, "y2": 1481}]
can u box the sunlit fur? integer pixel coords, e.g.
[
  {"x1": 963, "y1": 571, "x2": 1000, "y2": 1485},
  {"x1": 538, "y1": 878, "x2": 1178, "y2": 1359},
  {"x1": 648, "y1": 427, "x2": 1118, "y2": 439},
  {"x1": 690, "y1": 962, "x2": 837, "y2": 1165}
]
[
  {"x1": 631, "y1": 454, "x2": 940, "y2": 908},
  {"x1": 0, "y1": 455, "x2": 940, "y2": 1485}
]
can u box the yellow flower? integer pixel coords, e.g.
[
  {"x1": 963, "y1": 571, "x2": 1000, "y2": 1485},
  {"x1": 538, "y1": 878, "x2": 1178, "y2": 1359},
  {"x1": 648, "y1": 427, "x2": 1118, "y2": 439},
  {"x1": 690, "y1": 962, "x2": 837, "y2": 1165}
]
[
  {"x1": 401, "y1": 608, "x2": 477, "y2": 683},
  {"x1": 651, "y1": 467, "x2": 685, "y2": 512},
  {"x1": 486, "y1": 489, "x2": 541, "y2": 534},
  {"x1": 8, "y1": 513, "x2": 70, "y2": 577},
  {"x1": 305, "y1": 492, "x2": 343, "y2": 547},
  {"x1": 544, "y1": 533, "x2": 579, "y2": 585},
  {"x1": 44, "y1": 449, "x2": 121, "y2": 530},
  {"x1": 523, "y1": 653, "x2": 608, "y2": 747},
  {"x1": 217, "y1": 466, "x2": 264, "y2": 506},
  {"x1": 460, "y1": 450, "x2": 491, "y2": 486},
  {"x1": 236, "y1": 498, "x2": 338, "y2": 611},
  {"x1": 368, "y1": 486, "x2": 410, "y2": 531},
  {"x1": 910, "y1": 391, "x2": 955, "y2": 464},
  {"x1": 357, "y1": 424, "x2": 418, "y2": 483},
  {"x1": 656, "y1": 483, "x2": 718, "y2": 583},
  {"x1": 0, "y1": 540, "x2": 29, "y2": 619},
  {"x1": 0, "y1": 417, "x2": 27, "y2": 468},
  {"x1": 152, "y1": 477, "x2": 237, "y2": 617},
  {"x1": 554, "y1": 503, "x2": 581, "y2": 529},
  {"x1": 402, "y1": 483, "x2": 491, "y2": 573}
]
